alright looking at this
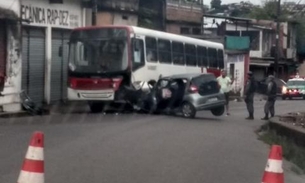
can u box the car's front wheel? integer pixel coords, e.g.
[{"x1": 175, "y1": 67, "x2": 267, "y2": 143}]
[
  {"x1": 211, "y1": 106, "x2": 225, "y2": 116},
  {"x1": 181, "y1": 102, "x2": 196, "y2": 118}
]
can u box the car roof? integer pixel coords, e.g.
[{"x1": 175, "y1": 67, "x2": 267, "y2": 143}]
[{"x1": 162, "y1": 73, "x2": 214, "y2": 80}]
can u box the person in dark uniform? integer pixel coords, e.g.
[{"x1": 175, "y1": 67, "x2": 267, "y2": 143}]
[
  {"x1": 244, "y1": 71, "x2": 256, "y2": 120},
  {"x1": 262, "y1": 75, "x2": 277, "y2": 120}
]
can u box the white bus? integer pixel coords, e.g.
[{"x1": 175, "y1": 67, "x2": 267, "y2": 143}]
[{"x1": 65, "y1": 25, "x2": 225, "y2": 112}]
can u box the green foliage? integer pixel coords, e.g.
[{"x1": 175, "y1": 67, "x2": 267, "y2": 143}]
[
  {"x1": 247, "y1": 0, "x2": 289, "y2": 21},
  {"x1": 211, "y1": 0, "x2": 222, "y2": 10}
]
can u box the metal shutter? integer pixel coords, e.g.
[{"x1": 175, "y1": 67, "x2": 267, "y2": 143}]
[
  {"x1": 50, "y1": 29, "x2": 70, "y2": 103},
  {"x1": 22, "y1": 27, "x2": 45, "y2": 106},
  {"x1": 0, "y1": 21, "x2": 6, "y2": 91}
]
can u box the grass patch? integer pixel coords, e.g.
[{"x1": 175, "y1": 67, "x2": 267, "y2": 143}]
[{"x1": 258, "y1": 128, "x2": 305, "y2": 174}]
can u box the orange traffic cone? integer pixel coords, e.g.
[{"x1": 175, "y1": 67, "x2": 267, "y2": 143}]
[
  {"x1": 262, "y1": 145, "x2": 284, "y2": 183},
  {"x1": 17, "y1": 131, "x2": 44, "y2": 183}
]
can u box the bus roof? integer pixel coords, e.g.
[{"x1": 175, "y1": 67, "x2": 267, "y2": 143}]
[
  {"x1": 73, "y1": 25, "x2": 224, "y2": 49},
  {"x1": 130, "y1": 26, "x2": 223, "y2": 49}
]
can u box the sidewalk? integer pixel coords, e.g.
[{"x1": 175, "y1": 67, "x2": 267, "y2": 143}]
[{"x1": 0, "y1": 101, "x2": 89, "y2": 118}]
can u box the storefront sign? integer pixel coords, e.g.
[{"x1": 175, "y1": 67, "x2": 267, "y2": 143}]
[{"x1": 21, "y1": 4, "x2": 80, "y2": 28}]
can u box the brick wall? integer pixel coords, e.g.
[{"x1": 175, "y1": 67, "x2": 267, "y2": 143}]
[
  {"x1": 166, "y1": 23, "x2": 180, "y2": 34},
  {"x1": 166, "y1": 5, "x2": 203, "y2": 23}
]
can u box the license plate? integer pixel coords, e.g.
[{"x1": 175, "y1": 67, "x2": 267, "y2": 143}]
[{"x1": 208, "y1": 98, "x2": 218, "y2": 102}]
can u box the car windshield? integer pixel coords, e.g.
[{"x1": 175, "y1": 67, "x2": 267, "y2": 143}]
[
  {"x1": 287, "y1": 80, "x2": 305, "y2": 86},
  {"x1": 68, "y1": 28, "x2": 129, "y2": 74}
]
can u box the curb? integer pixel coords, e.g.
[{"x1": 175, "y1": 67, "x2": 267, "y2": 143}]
[
  {"x1": 0, "y1": 111, "x2": 30, "y2": 118},
  {"x1": 0, "y1": 109, "x2": 50, "y2": 118},
  {"x1": 269, "y1": 116, "x2": 305, "y2": 147}
]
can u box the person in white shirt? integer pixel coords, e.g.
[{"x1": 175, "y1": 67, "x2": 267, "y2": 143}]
[{"x1": 217, "y1": 70, "x2": 234, "y2": 116}]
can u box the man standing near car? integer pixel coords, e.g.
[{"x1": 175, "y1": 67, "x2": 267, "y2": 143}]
[
  {"x1": 244, "y1": 72, "x2": 256, "y2": 120},
  {"x1": 217, "y1": 70, "x2": 234, "y2": 116},
  {"x1": 262, "y1": 75, "x2": 277, "y2": 120}
]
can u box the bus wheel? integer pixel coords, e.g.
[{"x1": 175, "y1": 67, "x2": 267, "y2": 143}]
[{"x1": 89, "y1": 103, "x2": 105, "y2": 113}]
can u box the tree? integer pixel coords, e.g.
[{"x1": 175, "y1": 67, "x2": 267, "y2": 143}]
[
  {"x1": 210, "y1": 0, "x2": 222, "y2": 10},
  {"x1": 247, "y1": 0, "x2": 289, "y2": 21}
]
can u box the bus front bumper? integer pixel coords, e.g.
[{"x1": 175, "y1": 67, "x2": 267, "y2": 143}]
[{"x1": 67, "y1": 88, "x2": 115, "y2": 101}]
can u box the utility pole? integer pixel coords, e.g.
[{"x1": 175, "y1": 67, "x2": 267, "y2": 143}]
[
  {"x1": 92, "y1": 0, "x2": 98, "y2": 25},
  {"x1": 275, "y1": 0, "x2": 281, "y2": 77}
]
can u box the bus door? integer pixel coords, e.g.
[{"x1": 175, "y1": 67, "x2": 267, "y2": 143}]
[{"x1": 131, "y1": 35, "x2": 147, "y2": 88}]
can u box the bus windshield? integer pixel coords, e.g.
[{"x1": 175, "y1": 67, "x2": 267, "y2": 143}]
[{"x1": 68, "y1": 28, "x2": 129, "y2": 74}]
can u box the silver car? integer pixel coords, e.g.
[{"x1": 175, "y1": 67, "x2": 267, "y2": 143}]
[{"x1": 139, "y1": 73, "x2": 226, "y2": 118}]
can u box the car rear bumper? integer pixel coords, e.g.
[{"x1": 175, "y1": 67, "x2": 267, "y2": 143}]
[
  {"x1": 185, "y1": 93, "x2": 226, "y2": 111},
  {"x1": 282, "y1": 93, "x2": 304, "y2": 98},
  {"x1": 195, "y1": 100, "x2": 226, "y2": 110}
]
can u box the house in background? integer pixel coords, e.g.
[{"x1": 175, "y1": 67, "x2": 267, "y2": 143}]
[
  {"x1": 94, "y1": 0, "x2": 139, "y2": 26},
  {"x1": 0, "y1": 0, "x2": 22, "y2": 112},
  {"x1": 165, "y1": 0, "x2": 204, "y2": 37},
  {"x1": 203, "y1": 15, "x2": 298, "y2": 81}
]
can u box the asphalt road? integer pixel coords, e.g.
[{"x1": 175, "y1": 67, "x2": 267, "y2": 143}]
[{"x1": 1, "y1": 98, "x2": 305, "y2": 183}]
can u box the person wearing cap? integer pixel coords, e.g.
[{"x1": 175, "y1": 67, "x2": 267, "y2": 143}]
[
  {"x1": 244, "y1": 71, "x2": 256, "y2": 120},
  {"x1": 217, "y1": 69, "x2": 234, "y2": 116},
  {"x1": 262, "y1": 74, "x2": 277, "y2": 120}
]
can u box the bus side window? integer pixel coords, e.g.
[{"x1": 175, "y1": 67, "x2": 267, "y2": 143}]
[
  {"x1": 172, "y1": 42, "x2": 185, "y2": 65},
  {"x1": 197, "y1": 46, "x2": 208, "y2": 67},
  {"x1": 208, "y1": 48, "x2": 218, "y2": 68},
  {"x1": 145, "y1": 37, "x2": 158, "y2": 62},
  {"x1": 185, "y1": 44, "x2": 197, "y2": 66},
  {"x1": 132, "y1": 39, "x2": 145, "y2": 71},
  {"x1": 217, "y1": 49, "x2": 224, "y2": 69},
  {"x1": 158, "y1": 39, "x2": 172, "y2": 64}
]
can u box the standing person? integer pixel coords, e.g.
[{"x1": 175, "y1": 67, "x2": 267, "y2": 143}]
[
  {"x1": 217, "y1": 70, "x2": 234, "y2": 116},
  {"x1": 262, "y1": 75, "x2": 277, "y2": 120},
  {"x1": 244, "y1": 72, "x2": 256, "y2": 120}
]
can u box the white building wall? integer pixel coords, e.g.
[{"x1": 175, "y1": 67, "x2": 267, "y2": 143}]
[
  {"x1": 20, "y1": 0, "x2": 88, "y2": 104},
  {"x1": 0, "y1": 0, "x2": 22, "y2": 112}
]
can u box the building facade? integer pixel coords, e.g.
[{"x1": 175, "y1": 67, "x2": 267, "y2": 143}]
[
  {"x1": 165, "y1": 0, "x2": 204, "y2": 36},
  {"x1": 20, "y1": 0, "x2": 91, "y2": 106},
  {"x1": 0, "y1": 0, "x2": 22, "y2": 112},
  {"x1": 95, "y1": 0, "x2": 139, "y2": 26},
  {"x1": 204, "y1": 16, "x2": 298, "y2": 81}
]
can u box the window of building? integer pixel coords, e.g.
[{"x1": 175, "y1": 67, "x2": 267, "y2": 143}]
[
  {"x1": 241, "y1": 31, "x2": 260, "y2": 50},
  {"x1": 145, "y1": 37, "x2": 158, "y2": 62},
  {"x1": 158, "y1": 39, "x2": 172, "y2": 63},
  {"x1": 208, "y1": 48, "x2": 217, "y2": 68},
  {"x1": 172, "y1": 42, "x2": 185, "y2": 65},
  {"x1": 287, "y1": 29, "x2": 291, "y2": 48},
  {"x1": 180, "y1": 27, "x2": 190, "y2": 34},
  {"x1": 122, "y1": 15, "x2": 129, "y2": 20},
  {"x1": 217, "y1": 49, "x2": 224, "y2": 69},
  {"x1": 192, "y1": 28, "x2": 201, "y2": 35},
  {"x1": 197, "y1": 46, "x2": 208, "y2": 67},
  {"x1": 185, "y1": 44, "x2": 197, "y2": 66}
]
